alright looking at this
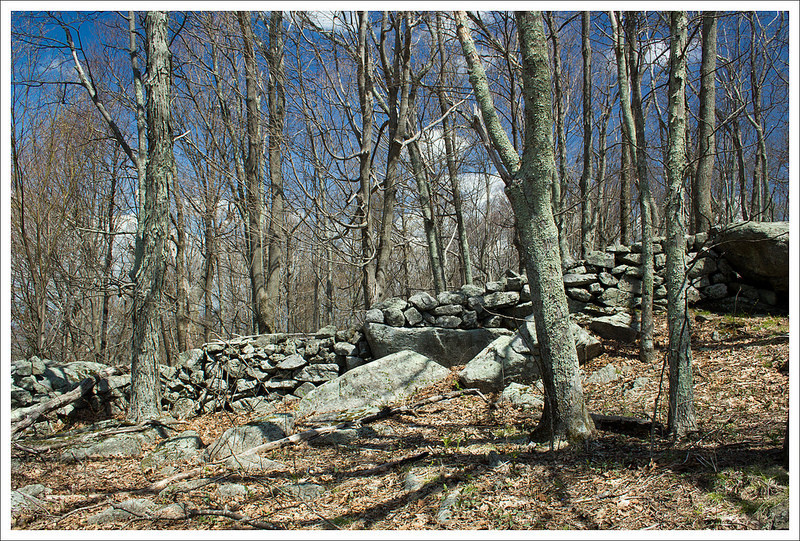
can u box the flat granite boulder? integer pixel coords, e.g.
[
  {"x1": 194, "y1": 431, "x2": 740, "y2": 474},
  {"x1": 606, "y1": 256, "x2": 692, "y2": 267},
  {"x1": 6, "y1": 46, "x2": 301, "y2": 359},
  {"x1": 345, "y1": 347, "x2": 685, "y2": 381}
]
[
  {"x1": 363, "y1": 323, "x2": 510, "y2": 367},
  {"x1": 295, "y1": 350, "x2": 450, "y2": 419}
]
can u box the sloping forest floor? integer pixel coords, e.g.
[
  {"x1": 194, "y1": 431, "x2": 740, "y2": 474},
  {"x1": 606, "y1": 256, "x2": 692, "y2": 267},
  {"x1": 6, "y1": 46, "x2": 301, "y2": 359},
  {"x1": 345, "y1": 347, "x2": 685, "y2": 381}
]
[{"x1": 10, "y1": 308, "x2": 791, "y2": 531}]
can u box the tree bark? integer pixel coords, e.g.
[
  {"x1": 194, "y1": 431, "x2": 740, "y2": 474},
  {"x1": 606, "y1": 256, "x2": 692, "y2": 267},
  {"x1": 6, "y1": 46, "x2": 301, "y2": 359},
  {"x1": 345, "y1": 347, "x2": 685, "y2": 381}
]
[
  {"x1": 128, "y1": 10, "x2": 172, "y2": 422},
  {"x1": 611, "y1": 11, "x2": 654, "y2": 363},
  {"x1": 694, "y1": 12, "x2": 716, "y2": 233},
  {"x1": 580, "y1": 11, "x2": 594, "y2": 257},
  {"x1": 236, "y1": 12, "x2": 270, "y2": 334},
  {"x1": 456, "y1": 10, "x2": 594, "y2": 443},
  {"x1": 265, "y1": 11, "x2": 286, "y2": 332},
  {"x1": 434, "y1": 12, "x2": 473, "y2": 286},
  {"x1": 665, "y1": 11, "x2": 697, "y2": 438},
  {"x1": 545, "y1": 12, "x2": 571, "y2": 266}
]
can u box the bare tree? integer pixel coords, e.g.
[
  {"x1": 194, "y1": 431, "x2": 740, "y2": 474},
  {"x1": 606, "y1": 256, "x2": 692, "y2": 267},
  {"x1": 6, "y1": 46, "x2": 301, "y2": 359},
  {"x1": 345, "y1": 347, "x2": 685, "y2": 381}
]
[
  {"x1": 665, "y1": 10, "x2": 696, "y2": 438},
  {"x1": 456, "y1": 10, "x2": 594, "y2": 442}
]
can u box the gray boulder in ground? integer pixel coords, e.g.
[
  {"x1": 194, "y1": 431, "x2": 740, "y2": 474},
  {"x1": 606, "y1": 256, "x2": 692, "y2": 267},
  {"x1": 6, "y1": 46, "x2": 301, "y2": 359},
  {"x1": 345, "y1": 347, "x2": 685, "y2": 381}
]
[
  {"x1": 140, "y1": 430, "x2": 203, "y2": 478},
  {"x1": 87, "y1": 498, "x2": 158, "y2": 525},
  {"x1": 362, "y1": 322, "x2": 510, "y2": 367},
  {"x1": 295, "y1": 350, "x2": 450, "y2": 419},
  {"x1": 205, "y1": 414, "x2": 295, "y2": 461},
  {"x1": 710, "y1": 221, "x2": 789, "y2": 296},
  {"x1": 499, "y1": 382, "x2": 544, "y2": 408}
]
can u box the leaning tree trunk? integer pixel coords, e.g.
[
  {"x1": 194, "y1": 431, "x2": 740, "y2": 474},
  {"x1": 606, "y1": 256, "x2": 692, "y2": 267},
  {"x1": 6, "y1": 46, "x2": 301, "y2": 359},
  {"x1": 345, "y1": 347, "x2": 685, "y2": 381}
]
[
  {"x1": 128, "y1": 10, "x2": 172, "y2": 422},
  {"x1": 665, "y1": 11, "x2": 697, "y2": 438},
  {"x1": 456, "y1": 10, "x2": 594, "y2": 443},
  {"x1": 693, "y1": 11, "x2": 716, "y2": 233}
]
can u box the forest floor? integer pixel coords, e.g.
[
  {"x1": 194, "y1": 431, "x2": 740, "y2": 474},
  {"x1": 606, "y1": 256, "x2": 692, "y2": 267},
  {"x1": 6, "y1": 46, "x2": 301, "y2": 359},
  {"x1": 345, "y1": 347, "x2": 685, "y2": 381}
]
[{"x1": 10, "y1": 307, "x2": 792, "y2": 532}]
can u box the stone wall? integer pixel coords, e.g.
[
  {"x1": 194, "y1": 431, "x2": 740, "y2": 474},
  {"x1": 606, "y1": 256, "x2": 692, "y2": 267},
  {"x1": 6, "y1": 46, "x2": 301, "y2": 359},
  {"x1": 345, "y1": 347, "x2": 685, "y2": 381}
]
[{"x1": 11, "y1": 228, "x2": 784, "y2": 425}]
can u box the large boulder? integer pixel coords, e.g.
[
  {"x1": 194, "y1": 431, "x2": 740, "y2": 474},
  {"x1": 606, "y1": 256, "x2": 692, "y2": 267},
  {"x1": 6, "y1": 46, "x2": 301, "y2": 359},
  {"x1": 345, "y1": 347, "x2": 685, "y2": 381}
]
[
  {"x1": 587, "y1": 312, "x2": 639, "y2": 342},
  {"x1": 205, "y1": 414, "x2": 295, "y2": 461},
  {"x1": 363, "y1": 323, "x2": 510, "y2": 367},
  {"x1": 459, "y1": 319, "x2": 601, "y2": 393},
  {"x1": 294, "y1": 350, "x2": 450, "y2": 419},
  {"x1": 458, "y1": 334, "x2": 539, "y2": 393},
  {"x1": 710, "y1": 221, "x2": 789, "y2": 296}
]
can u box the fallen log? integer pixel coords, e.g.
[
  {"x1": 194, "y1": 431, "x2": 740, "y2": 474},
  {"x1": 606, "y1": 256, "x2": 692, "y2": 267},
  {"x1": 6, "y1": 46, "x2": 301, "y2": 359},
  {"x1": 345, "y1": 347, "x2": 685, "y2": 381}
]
[
  {"x1": 590, "y1": 413, "x2": 664, "y2": 436},
  {"x1": 10, "y1": 366, "x2": 118, "y2": 439}
]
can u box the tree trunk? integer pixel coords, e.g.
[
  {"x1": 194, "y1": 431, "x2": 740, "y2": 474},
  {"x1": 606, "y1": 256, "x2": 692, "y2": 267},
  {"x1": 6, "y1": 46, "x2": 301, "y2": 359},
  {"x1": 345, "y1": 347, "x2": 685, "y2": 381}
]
[
  {"x1": 356, "y1": 11, "x2": 377, "y2": 309},
  {"x1": 456, "y1": 10, "x2": 594, "y2": 443},
  {"x1": 665, "y1": 11, "x2": 697, "y2": 438},
  {"x1": 128, "y1": 10, "x2": 172, "y2": 422},
  {"x1": 580, "y1": 11, "x2": 593, "y2": 258},
  {"x1": 173, "y1": 170, "x2": 190, "y2": 351},
  {"x1": 407, "y1": 135, "x2": 447, "y2": 294},
  {"x1": 545, "y1": 13, "x2": 571, "y2": 266},
  {"x1": 694, "y1": 12, "x2": 716, "y2": 233},
  {"x1": 236, "y1": 12, "x2": 270, "y2": 334},
  {"x1": 434, "y1": 12, "x2": 473, "y2": 286},
  {"x1": 265, "y1": 11, "x2": 286, "y2": 333},
  {"x1": 375, "y1": 12, "x2": 413, "y2": 302},
  {"x1": 611, "y1": 11, "x2": 654, "y2": 363},
  {"x1": 620, "y1": 125, "x2": 632, "y2": 246}
]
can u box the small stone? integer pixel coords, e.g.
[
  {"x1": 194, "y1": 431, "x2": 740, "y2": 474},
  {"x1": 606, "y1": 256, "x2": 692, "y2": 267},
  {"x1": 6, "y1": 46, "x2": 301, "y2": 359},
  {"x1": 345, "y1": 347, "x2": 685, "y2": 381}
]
[{"x1": 404, "y1": 306, "x2": 423, "y2": 326}]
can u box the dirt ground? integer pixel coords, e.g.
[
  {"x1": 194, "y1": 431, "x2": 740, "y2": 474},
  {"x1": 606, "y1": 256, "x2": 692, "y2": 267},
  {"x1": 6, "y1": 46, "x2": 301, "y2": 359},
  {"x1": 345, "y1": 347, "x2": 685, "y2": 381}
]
[{"x1": 9, "y1": 308, "x2": 791, "y2": 532}]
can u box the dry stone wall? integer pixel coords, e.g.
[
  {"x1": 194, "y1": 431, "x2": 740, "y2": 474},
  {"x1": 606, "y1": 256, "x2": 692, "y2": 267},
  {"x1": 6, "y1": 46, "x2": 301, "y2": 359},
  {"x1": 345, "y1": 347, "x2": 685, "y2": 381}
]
[{"x1": 11, "y1": 228, "x2": 784, "y2": 425}]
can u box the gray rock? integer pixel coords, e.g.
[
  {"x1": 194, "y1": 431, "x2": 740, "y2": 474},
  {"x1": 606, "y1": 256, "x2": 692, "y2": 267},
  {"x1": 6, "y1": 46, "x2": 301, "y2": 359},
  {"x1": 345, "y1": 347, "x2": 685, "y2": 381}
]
[
  {"x1": 618, "y1": 275, "x2": 643, "y2": 294},
  {"x1": 563, "y1": 273, "x2": 598, "y2": 288},
  {"x1": 437, "y1": 291, "x2": 466, "y2": 305},
  {"x1": 295, "y1": 350, "x2": 450, "y2": 419},
  {"x1": 703, "y1": 283, "x2": 728, "y2": 300},
  {"x1": 87, "y1": 498, "x2": 158, "y2": 525},
  {"x1": 334, "y1": 342, "x2": 357, "y2": 357},
  {"x1": 231, "y1": 396, "x2": 277, "y2": 414},
  {"x1": 277, "y1": 353, "x2": 306, "y2": 371},
  {"x1": 588, "y1": 312, "x2": 639, "y2": 343},
  {"x1": 409, "y1": 291, "x2": 439, "y2": 311},
  {"x1": 585, "y1": 363, "x2": 619, "y2": 385},
  {"x1": 141, "y1": 430, "x2": 203, "y2": 478},
  {"x1": 480, "y1": 291, "x2": 520, "y2": 309},
  {"x1": 567, "y1": 288, "x2": 592, "y2": 302},
  {"x1": 170, "y1": 397, "x2": 197, "y2": 420},
  {"x1": 315, "y1": 325, "x2": 337, "y2": 338},
  {"x1": 216, "y1": 483, "x2": 250, "y2": 502},
  {"x1": 294, "y1": 363, "x2": 339, "y2": 383},
  {"x1": 373, "y1": 297, "x2": 409, "y2": 312},
  {"x1": 458, "y1": 334, "x2": 540, "y2": 393},
  {"x1": 205, "y1": 414, "x2": 295, "y2": 461},
  {"x1": 618, "y1": 252, "x2": 643, "y2": 266},
  {"x1": 383, "y1": 307, "x2": 406, "y2": 327},
  {"x1": 499, "y1": 382, "x2": 544, "y2": 408},
  {"x1": 585, "y1": 251, "x2": 615, "y2": 268},
  {"x1": 687, "y1": 256, "x2": 718, "y2": 279},
  {"x1": 598, "y1": 271, "x2": 618, "y2": 287},
  {"x1": 404, "y1": 306, "x2": 423, "y2": 326},
  {"x1": 365, "y1": 308, "x2": 384, "y2": 324},
  {"x1": 280, "y1": 482, "x2": 325, "y2": 501},
  {"x1": 460, "y1": 284, "x2": 485, "y2": 298},
  {"x1": 710, "y1": 221, "x2": 789, "y2": 296},
  {"x1": 345, "y1": 356, "x2": 366, "y2": 371},
  {"x1": 432, "y1": 303, "x2": 463, "y2": 316},
  {"x1": 223, "y1": 454, "x2": 287, "y2": 474},
  {"x1": 434, "y1": 315, "x2": 462, "y2": 328},
  {"x1": 362, "y1": 323, "x2": 510, "y2": 367}
]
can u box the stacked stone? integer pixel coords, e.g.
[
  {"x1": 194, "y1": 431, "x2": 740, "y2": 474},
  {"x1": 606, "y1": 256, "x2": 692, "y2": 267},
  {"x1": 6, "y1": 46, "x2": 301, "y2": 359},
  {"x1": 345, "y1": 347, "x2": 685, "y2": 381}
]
[
  {"x1": 364, "y1": 270, "x2": 535, "y2": 332},
  {"x1": 561, "y1": 235, "x2": 756, "y2": 314},
  {"x1": 165, "y1": 328, "x2": 371, "y2": 415},
  {"x1": 10, "y1": 357, "x2": 130, "y2": 420}
]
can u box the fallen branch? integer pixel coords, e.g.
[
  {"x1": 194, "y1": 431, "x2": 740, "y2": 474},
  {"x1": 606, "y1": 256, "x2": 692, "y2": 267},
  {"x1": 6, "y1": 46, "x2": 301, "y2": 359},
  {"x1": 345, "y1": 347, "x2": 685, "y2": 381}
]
[{"x1": 11, "y1": 367, "x2": 118, "y2": 439}]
